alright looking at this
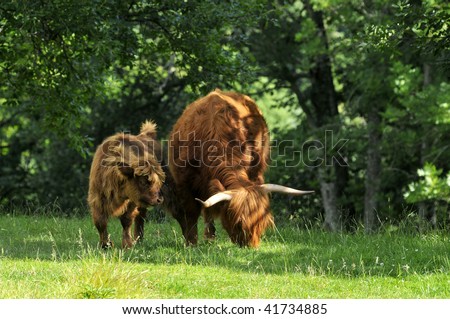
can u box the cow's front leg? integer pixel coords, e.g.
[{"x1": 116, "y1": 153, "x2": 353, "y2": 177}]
[
  {"x1": 120, "y1": 203, "x2": 138, "y2": 249},
  {"x1": 134, "y1": 207, "x2": 147, "y2": 243},
  {"x1": 203, "y1": 211, "x2": 216, "y2": 241},
  {"x1": 92, "y1": 209, "x2": 113, "y2": 249}
]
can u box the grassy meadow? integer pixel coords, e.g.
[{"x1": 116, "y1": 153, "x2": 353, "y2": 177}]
[{"x1": 0, "y1": 212, "x2": 449, "y2": 299}]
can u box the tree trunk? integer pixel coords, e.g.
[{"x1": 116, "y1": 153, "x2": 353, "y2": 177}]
[
  {"x1": 418, "y1": 63, "x2": 436, "y2": 228},
  {"x1": 364, "y1": 109, "x2": 382, "y2": 233},
  {"x1": 256, "y1": 0, "x2": 353, "y2": 232},
  {"x1": 303, "y1": 0, "x2": 352, "y2": 231},
  {"x1": 319, "y1": 167, "x2": 340, "y2": 231},
  {"x1": 418, "y1": 201, "x2": 437, "y2": 230}
]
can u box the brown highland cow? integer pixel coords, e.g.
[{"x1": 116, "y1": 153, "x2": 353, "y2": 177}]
[
  {"x1": 88, "y1": 121, "x2": 165, "y2": 248},
  {"x1": 167, "y1": 89, "x2": 313, "y2": 248}
]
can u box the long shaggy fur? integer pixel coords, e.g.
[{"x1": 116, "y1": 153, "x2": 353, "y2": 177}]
[
  {"x1": 140, "y1": 120, "x2": 158, "y2": 139},
  {"x1": 224, "y1": 187, "x2": 274, "y2": 247},
  {"x1": 167, "y1": 89, "x2": 273, "y2": 247},
  {"x1": 88, "y1": 120, "x2": 165, "y2": 248}
]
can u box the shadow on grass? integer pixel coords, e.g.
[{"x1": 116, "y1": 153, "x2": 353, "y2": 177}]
[{"x1": 1, "y1": 214, "x2": 449, "y2": 278}]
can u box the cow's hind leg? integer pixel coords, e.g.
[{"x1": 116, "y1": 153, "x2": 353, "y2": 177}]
[{"x1": 120, "y1": 203, "x2": 138, "y2": 249}]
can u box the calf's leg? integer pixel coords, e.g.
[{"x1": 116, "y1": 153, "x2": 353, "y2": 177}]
[
  {"x1": 134, "y1": 207, "x2": 147, "y2": 243},
  {"x1": 120, "y1": 204, "x2": 138, "y2": 249},
  {"x1": 92, "y1": 209, "x2": 113, "y2": 249}
]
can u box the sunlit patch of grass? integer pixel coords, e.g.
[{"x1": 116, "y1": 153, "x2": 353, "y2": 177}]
[{"x1": 0, "y1": 213, "x2": 449, "y2": 298}]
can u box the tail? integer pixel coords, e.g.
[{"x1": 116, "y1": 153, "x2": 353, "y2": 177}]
[{"x1": 140, "y1": 120, "x2": 157, "y2": 139}]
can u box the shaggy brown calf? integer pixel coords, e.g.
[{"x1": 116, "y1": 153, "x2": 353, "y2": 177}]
[
  {"x1": 88, "y1": 121, "x2": 165, "y2": 248},
  {"x1": 167, "y1": 89, "x2": 313, "y2": 247}
]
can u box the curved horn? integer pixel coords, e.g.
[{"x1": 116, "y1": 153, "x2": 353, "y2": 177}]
[
  {"x1": 195, "y1": 191, "x2": 233, "y2": 208},
  {"x1": 260, "y1": 183, "x2": 314, "y2": 195}
]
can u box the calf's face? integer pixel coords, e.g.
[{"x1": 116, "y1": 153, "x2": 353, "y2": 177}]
[{"x1": 119, "y1": 166, "x2": 164, "y2": 207}]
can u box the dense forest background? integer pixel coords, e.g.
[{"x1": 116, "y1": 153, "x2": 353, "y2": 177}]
[{"x1": 1, "y1": 0, "x2": 449, "y2": 233}]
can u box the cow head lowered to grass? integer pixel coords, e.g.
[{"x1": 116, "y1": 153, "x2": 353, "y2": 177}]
[
  {"x1": 167, "y1": 89, "x2": 313, "y2": 248},
  {"x1": 88, "y1": 120, "x2": 165, "y2": 249}
]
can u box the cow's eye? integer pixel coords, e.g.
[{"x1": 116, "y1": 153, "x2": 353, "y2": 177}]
[{"x1": 139, "y1": 178, "x2": 149, "y2": 187}]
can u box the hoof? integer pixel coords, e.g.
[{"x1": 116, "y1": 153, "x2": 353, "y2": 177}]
[{"x1": 101, "y1": 241, "x2": 114, "y2": 249}]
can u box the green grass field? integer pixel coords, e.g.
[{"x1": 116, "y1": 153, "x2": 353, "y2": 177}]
[{"x1": 0, "y1": 213, "x2": 449, "y2": 298}]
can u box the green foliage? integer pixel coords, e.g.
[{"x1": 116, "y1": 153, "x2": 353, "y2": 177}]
[
  {"x1": 0, "y1": 0, "x2": 264, "y2": 208},
  {"x1": 0, "y1": 0, "x2": 260, "y2": 147},
  {"x1": 244, "y1": 0, "x2": 450, "y2": 227},
  {"x1": 393, "y1": 0, "x2": 450, "y2": 64},
  {"x1": 405, "y1": 163, "x2": 450, "y2": 203},
  {"x1": 1, "y1": 0, "x2": 449, "y2": 229},
  {"x1": 1, "y1": 0, "x2": 135, "y2": 152}
]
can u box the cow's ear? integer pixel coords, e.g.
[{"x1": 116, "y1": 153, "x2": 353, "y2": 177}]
[{"x1": 118, "y1": 165, "x2": 134, "y2": 178}]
